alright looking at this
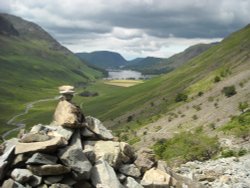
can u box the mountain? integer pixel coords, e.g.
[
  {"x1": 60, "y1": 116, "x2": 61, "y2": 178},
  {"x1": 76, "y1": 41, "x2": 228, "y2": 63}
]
[
  {"x1": 76, "y1": 43, "x2": 215, "y2": 74},
  {"x1": 125, "y1": 43, "x2": 216, "y2": 74},
  {"x1": 76, "y1": 51, "x2": 128, "y2": 69},
  {"x1": 0, "y1": 13, "x2": 103, "y2": 135},
  {"x1": 77, "y1": 23, "x2": 250, "y2": 133}
]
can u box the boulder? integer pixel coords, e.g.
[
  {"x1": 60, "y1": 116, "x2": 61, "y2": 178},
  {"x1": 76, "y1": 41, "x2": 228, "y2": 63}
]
[
  {"x1": 58, "y1": 130, "x2": 92, "y2": 180},
  {"x1": 15, "y1": 136, "x2": 67, "y2": 154},
  {"x1": 0, "y1": 145, "x2": 15, "y2": 181},
  {"x1": 81, "y1": 127, "x2": 97, "y2": 139},
  {"x1": 91, "y1": 160, "x2": 124, "y2": 188},
  {"x1": 49, "y1": 183, "x2": 71, "y2": 188},
  {"x1": 93, "y1": 141, "x2": 122, "y2": 168},
  {"x1": 82, "y1": 141, "x2": 96, "y2": 163},
  {"x1": 134, "y1": 148, "x2": 155, "y2": 174},
  {"x1": 119, "y1": 164, "x2": 141, "y2": 178},
  {"x1": 20, "y1": 132, "x2": 51, "y2": 143},
  {"x1": 27, "y1": 164, "x2": 70, "y2": 176},
  {"x1": 26, "y1": 153, "x2": 58, "y2": 165},
  {"x1": 1, "y1": 178, "x2": 25, "y2": 188},
  {"x1": 117, "y1": 173, "x2": 127, "y2": 183},
  {"x1": 141, "y1": 168, "x2": 171, "y2": 188},
  {"x1": 44, "y1": 176, "x2": 64, "y2": 185},
  {"x1": 85, "y1": 116, "x2": 113, "y2": 140},
  {"x1": 124, "y1": 177, "x2": 143, "y2": 188},
  {"x1": 120, "y1": 142, "x2": 135, "y2": 162},
  {"x1": 58, "y1": 145, "x2": 92, "y2": 180},
  {"x1": 12, "y1": 154, "x2": 30, "y2": 168},
  {"x1": 11, "y1": 168, "x2": 33, "y2": 183},
  {"x1": 53, "y1": 100, "x2": 83, "y2": 128},
  {"x1": 46, "y1": 124, "x2": 74, "y2": 141}
]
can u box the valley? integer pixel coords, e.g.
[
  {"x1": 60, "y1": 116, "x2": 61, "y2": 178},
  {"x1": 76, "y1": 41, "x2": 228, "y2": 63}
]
[{"x1": 0, "y1": 11, "x2": 249, "y2": 188}]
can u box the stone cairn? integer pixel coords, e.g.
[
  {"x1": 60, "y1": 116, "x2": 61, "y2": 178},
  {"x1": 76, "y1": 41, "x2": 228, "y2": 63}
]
[{"x1": 0, "y1": 86, "x2": 204, "y2": 188}]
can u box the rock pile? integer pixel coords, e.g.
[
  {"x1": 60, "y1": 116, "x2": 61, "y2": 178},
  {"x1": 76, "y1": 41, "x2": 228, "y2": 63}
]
[
  {"x1": 0, "y1": 85, "x2": 204, "y2": 188},
  {"x1": 176, "y1": 155, "x2": 250, "y2": 188}
]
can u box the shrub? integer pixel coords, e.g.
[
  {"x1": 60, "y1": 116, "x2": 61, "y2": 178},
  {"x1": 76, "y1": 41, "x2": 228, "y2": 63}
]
[
  {"x1": 198, "y1": 91, "x2": 204, "y2": 96},
  {"x1": 127, "y1": 115, "x2": 133, "y2": 122},
  {"x1": 192, "y1": 115, "x2": 198, "y2": 120},
  {"x1": 222, "y1": 85, "x2": 237, "y2": 97},
  {"x1": 208, "y1": 123, "x2": 216, "y2": 130},
  {"x1": 175, "y1": 93, "x2": 188, "y2": 102},
  {"x1": 221, "y1": 149, "x2": 236, "y2": 158},
  {"x1": 221, "y1": 149, "x2": 248, "y2": 158},
  {"x1": 214, "y1": 76, "x2": 221, "y2": 83},
  {"x1": 193, "y1": 105, "x2": 201, "y2": 111},
  {"x1": 152, "y1": 130, "x2": 220, "y2": 164},
  {"x1": 79, "y1": 91, "x2": 98, "y2": 97},
  {"x1": 238, "y1": 148, "x2": 247, "y2": 156}
]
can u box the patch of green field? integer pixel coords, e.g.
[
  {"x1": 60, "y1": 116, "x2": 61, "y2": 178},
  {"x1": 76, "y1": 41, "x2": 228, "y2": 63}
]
[{"x1": 104, "y1": 80, "x2": 144, "y2": 87}]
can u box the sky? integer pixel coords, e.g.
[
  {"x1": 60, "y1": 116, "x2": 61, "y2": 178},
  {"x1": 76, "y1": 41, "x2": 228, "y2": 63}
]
[{"x1": 1, "y1": 0, "x2": 250, "y2": 60}]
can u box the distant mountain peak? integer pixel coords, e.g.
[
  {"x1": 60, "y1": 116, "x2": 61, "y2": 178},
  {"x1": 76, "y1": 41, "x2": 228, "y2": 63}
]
[{"x1": 76, "y1": 51, "x2": 128, "y2": 69}]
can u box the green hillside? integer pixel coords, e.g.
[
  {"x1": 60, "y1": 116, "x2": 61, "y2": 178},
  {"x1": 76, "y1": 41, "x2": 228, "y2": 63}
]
[
  {"x1": 23, "y1": 24, "x2": 250, "y2": 135},
  {"x1": 0, "y1": 13, "x2": 103, "y2": 136},
  {"x1": 76, "y1": 24, "x2": 250, "y2": 129}
]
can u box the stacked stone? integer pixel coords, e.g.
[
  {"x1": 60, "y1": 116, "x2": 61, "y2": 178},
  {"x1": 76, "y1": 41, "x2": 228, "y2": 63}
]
[{"x1": 0, "y1": 86, "x2": 204, "y2": 188}]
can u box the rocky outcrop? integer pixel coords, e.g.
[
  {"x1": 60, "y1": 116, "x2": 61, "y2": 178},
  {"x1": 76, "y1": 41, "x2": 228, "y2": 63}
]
[
  {"x1": 0, "y1": 117, "x2": 205, "y2": 188},
  {"x1": 0, "y1": 86, "x2": 204, "y2": 188},
  {"x1": 176, "y1": 155, "x2": 250, "y2": 188}
]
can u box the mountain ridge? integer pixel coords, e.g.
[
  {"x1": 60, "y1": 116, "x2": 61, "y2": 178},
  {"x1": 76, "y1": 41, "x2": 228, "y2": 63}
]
[
  {"x1": 76, "y1": 43, "x2": 216, "y2": 75},
  {"x1": 76, "y1": 50, "x2": 128, "y2": 69},
  {"x1": 0, "y1": 13, "x2": 103, "y2": 136}
]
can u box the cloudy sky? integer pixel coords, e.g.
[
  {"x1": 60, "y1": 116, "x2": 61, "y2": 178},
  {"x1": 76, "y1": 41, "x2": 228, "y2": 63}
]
[{"x1": 1, "y1": 0, "x2": 250, "y2": 60}]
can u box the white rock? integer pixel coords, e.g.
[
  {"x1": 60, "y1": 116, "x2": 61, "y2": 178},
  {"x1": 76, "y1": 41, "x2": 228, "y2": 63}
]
[
  {"x1": 85, "y1": 116, "x2": 113, "y2": 140},
  {"x1": 141, "y1": 168, "x2": 171, "y2": 187},
  {"x1": 15, "y1": 136, "x2": 67, "y2": 154},
  {"x1": 119, "y1": 164, "x2": 141, "y2": 178},
  {"x1": 91, "y1": 160, "x2": 124, "y2": 188},
  {"x1": 124, "y1": 177, "x2": 143, "y2": 188}
]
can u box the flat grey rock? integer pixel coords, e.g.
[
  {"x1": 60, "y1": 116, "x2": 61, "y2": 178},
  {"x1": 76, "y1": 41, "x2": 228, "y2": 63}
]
[
  {"x1": 26, "y1": 153, "x2": 58, "y2": 165},
  {"x1": 91, "y1": 160, "x2": 124, "y2": 188}
]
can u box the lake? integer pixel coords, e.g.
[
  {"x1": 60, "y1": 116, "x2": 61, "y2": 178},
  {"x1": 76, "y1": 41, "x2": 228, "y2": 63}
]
[{"x1": 107, "y1": 70, "x2": 143, "y2": 80}]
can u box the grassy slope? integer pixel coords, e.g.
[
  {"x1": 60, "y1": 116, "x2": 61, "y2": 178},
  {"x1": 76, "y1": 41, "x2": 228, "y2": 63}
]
[
  {"x1": 76, "y1": 24, "x2": 250, "y2": 128},
  {"x1": 12, "y1": 24, "x2": 250, "y2": 135},
  {"x1": 0, "y1": 17, "x2": 102, "y2": 135}
]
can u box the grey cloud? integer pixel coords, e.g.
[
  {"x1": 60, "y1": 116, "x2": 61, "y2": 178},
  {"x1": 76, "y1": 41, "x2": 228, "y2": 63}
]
[{"x1": 1, "y1": 0, "x2": 249, "y2": 58}]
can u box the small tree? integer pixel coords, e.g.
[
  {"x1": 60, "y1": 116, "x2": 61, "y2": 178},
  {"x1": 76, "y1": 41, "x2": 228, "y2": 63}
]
[
  {"x1": 222, "y1": 85, "x2": 237, "y2": 97},
  {"x1": 238, "y1": 101, "x2": 249, "y2": 113}
]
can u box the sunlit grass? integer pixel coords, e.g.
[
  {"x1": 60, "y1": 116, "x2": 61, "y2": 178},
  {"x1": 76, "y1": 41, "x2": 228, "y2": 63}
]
[{"x1": 104, "y1": 80, "x2": 144, "y2": 87}]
